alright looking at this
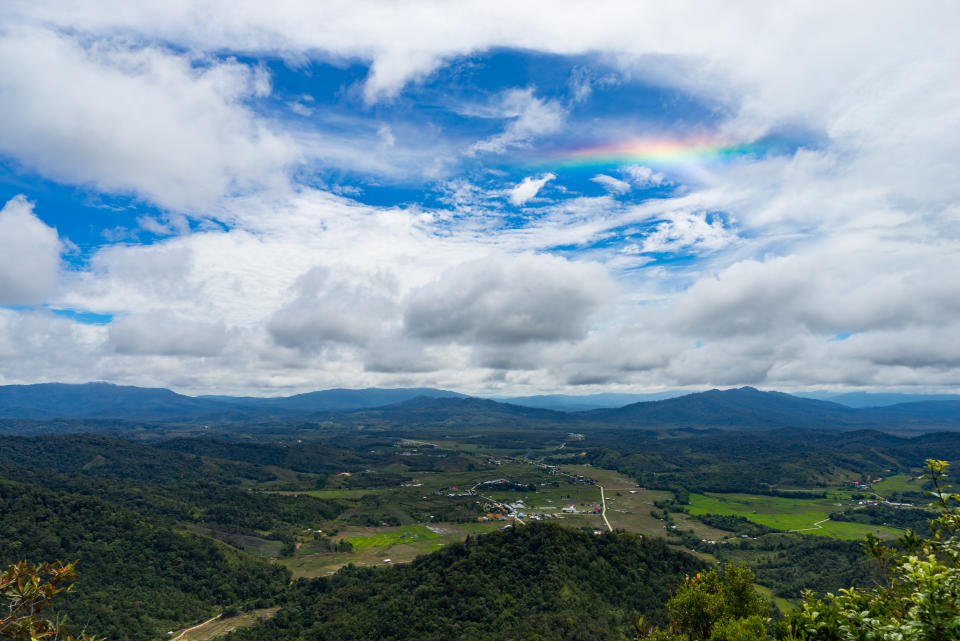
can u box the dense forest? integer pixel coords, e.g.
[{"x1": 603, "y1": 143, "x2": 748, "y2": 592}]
[
  {"x1": 229, "y1": 523, "x2": 705, "y2": 641},
  {"x1": 582, "y1": 429, "x2": 960, "y2": 493},
  {"x1": 0, "y1": 481, "x2": 289, "y2": 641}
]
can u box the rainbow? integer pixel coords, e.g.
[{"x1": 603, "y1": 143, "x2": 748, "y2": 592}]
[{"x1": 524, "y1": 137, "x2": 765, "y2": 170}]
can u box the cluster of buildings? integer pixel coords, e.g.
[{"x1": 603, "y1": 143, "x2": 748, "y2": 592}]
[
  {"x1": 857, "y1": 499, "x2": 914, "y2": 507},
  {"x1": 434, "y1": 486, "x2": 478, "y2": 498}
]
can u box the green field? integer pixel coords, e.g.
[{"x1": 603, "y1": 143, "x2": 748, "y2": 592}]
[
  {"x1": 688, "y1": 492, "x2": 903, "y2": 539},
  {"x1": 346, "y1": 525, "x2": 441, "y2": 549},
  {"x1": 872, "y1": 473, "x2": 924, "y2": 496}
]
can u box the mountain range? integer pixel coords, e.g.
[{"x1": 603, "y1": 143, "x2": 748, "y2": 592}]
[{"x1": 1, "y1": 382, "x2": 960, "y2": 434}]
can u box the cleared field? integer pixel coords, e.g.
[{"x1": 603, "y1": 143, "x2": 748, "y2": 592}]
[
  {"x1": 346, "y1": 524, "x2": 440, "y2": 548},
  {"x1": 688, "y1": 492, "x2": 903, "y2": 539},
  {"x1": 560, "y1": 464, "x2": 641, "y2": 488},
  {"x1": 872, "y1": 473, "x2": 924, "y2": 496},
  {"x1": 172, "y1": 607, "x2": 279, "y2": 641},
  {"x1": 753, "y1": 585, "x2": 795, "y2": 615},
  {"x1": 281, "y1": 521, "x2": 504, "y2": 578}
]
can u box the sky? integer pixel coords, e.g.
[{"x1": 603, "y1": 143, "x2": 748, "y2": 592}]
[{"x1": 0, "y1": 1, "x2": 958, "y2": 396}]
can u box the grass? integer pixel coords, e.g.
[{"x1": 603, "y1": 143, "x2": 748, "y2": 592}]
[
  {"x1": 687, "y1": 492, "x2": 903, "y2": 539},
  {"x1": 753, "y1": 584, "x2": 795, "y2": 615},
  {"x1": 872, "y1": 473, "x2": 924, "y2": 496},
  {"x1": 281, "y1": 521, "x2": 504, "y2": 578},
  {"x1": 346, "y1": 524, "x2": 440, "y2": 549}
]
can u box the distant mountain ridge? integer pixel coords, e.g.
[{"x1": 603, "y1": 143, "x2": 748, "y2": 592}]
[
  {"x1": 821, "y1": 392, "x2": 960, "y2": 408},
  {"x1": 0, "y1": 382, "x2": 225, "y2": 419},
  {"x1": 0, "y1": 383, "x2": 467, "y2": 420},
  {"x1": 493, "y1": 391, "x2": 685, "y2": 411},
  {"x1": 200, "y1": 387, "x2": 467, "y2": 411},
  {"x1": 1, "y1": 382, "x2": 959, "y2": 433}
]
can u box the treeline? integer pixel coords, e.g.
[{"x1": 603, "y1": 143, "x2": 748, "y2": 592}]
[
  {"x1": 829, "y1": 504, "x2": 940, "y2": 532},
  {"x1": 0, "y1": 480, "x2": 289, "y2": 641},
  {"x1": 696, "y1": 514, "x2": 781, "y2": 537},
  {"x1": 582, "y1": 429, "x2": 960, "y2": 494},
  {"x1": 714, "y1": 534, "x2": 883, "y2": 598},
  {"x1": 229, "y1": 523, "x2": 706, "y2": 641}
]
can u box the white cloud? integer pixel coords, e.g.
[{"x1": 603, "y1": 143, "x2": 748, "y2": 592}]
[
  {"x1": 0, "y1": 3, "x2": 957, "y2": 394},
  {"x1": 590, "y1": 174, "x2": 631, "y2": 194},
  {"x1": 470, "y1": 88, "x2": 566, "y2": 155},
  {"x1": 109, "y1": 312, "x2": 228, "y2": 356},
  {"x1": 404, "y1": 253, "x2": 616, "y2": 347},
  {"x1": 640, "y1": 211, "x2": 734, "y2": 254},
  {"x1": 621, "y1": 165, "x2": 665, "y2": 187},
  {"x1": 0, "y1": 27, "x2": 297, "y2": 212},
  {"x1": 507, "y1": 174, "x2": 556, "y2": 206},
  {"x1": 0, "y1": 196, "x2": 62, "y2": 305},
  {"x1": 268, "y1": 266, "x2": 400, "y2": 352}
]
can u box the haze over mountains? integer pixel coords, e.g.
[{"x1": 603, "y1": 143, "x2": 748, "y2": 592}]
[{"x1": 1, "y1": 382, "x2": 960, "y2": 433}]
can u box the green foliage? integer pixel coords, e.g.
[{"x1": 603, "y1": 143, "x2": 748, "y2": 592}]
[
  {"x1": 588, "y1": 430, "x2": 960, "y2": 494},
  {"x1": 708, "y1": 615, "x2": 768, "y2": 641},
  {"x1": 829, "y1": 504, "x2": 939, "y2": 532},
  {"x1": 709, "y1": 534, "x2": 882, "y2": 600},
  {"x1": 696, "y1": 514, "x2": 781, "y2": 538},
  {"x1": 0, "y1": 481, "x2": 290, "y2": 641},
  {"x1": 230, "y1": 523, "x2": 706, "y2": 641},
  {"x1": 781, "y1": 459, "x2": 960, "y2": 640},
  {"x1": 662, "y1": 565, "x2": 769, "y2": 640},
  {"x1": 0, "y1": 560, "x2": 102, "y2": 641}
]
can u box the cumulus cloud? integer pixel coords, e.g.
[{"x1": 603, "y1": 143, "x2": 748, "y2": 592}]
[
  {"x1": 109, "y1": 312, "x2": 228, "y2": 356},
  {"x1": 404, "y1": 253, "x2": 616, "y2": 347},
  {"x1": 0, "y1": 3, "x2": 957, "y2": 394},
  {"x1": 269, "y1": 266, "x2": 400, "y2": 352},
  {"x1": 0, "y1": 196, "x2": 62, "y2": 305},
  {"x1": 0, "y1": 27, "x2": 297, "y2": 211},
  {"x1": 506, "y1": 174, "x2": 556, "y2": 206}
]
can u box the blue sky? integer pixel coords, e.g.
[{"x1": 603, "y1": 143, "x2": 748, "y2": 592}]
[{"x1": 0, "y1": 2, "x2": 958, "y2": 395}]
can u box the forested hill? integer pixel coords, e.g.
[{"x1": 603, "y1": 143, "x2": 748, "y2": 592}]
[
  {"x1": 586, "y1": 386, "x2": 960, "y2": 431},
  {"x1": 229, "y1": 522, "x2": 705, "y2": 641},
  {"x1": 0, "y1": 480, "x2": 290, "y2": 641}
]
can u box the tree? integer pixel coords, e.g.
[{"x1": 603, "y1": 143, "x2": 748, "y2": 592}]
[
  {"x1": 1, "y1": 560, "x2": 103, "y2": 641},
  {"x1": 781, "y1": 459, "x2": 960, "y2": 641},
  {"x1": 637, "y1": 564, "x2": 770, "y2": 640}
]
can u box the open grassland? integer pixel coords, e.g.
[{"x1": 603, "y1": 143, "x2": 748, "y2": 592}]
[
  {"x1": 688, "y1": 492, "x2": 903, "y2": 539},
  {"x1": 346, "y1": 524, "x2": 439, "y2": 548},
  {"x1": 872, "y1": 473, "x2": 924, "y2": 496},
  {"x1": 281, "y1": 521, "x2": 504, "y2": 578}
]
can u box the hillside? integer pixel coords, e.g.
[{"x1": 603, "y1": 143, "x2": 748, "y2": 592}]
[
  {"x1": 2, "y1": 383, "x2": 960, "y2": 434},
  {"x1": 587, "y1": 387, "x2": 858, "y2": 429},
  {"x1": 202, "y1": 387, "x2": 467, "y2": 411},
  {"x1": 228, "y1": 522, "x2": 705, "y2": 641},
  {"x1": 332, "y1": 395, "x2": 580, "y2": 428},
  {"x1": 0, "y1": 480, "x2": 290, "y2": 641},
  {"x1": 587, "y1": 387, "x2": 960, "y2": 431},
  {"x1": 0, "y1": 382, "x2": 231, "y2": 419}
]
